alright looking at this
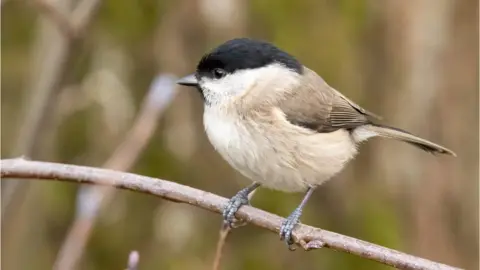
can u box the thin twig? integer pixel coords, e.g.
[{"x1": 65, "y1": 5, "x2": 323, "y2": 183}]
[
  {"x1": 211, "y1": 190, "x2": 256, "y2": 270},
  {"x1": 53, "y1": 75, "x2": 177, "y2": 270},
  {"x1": 212, "y1": 223, "x2": 231, "y2": 270},
  {"x1": 0, "y1": 158, "x2": 463, "y2": 270}
]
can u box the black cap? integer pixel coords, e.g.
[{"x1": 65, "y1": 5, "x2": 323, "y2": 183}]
[{"x1": 196, "y1": 38, "x2": 303, "y2": 79}]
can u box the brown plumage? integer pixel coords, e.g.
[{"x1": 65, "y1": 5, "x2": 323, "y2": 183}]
[{"x1": 278, "y1": 67, "x2": 456, "y2": 156}]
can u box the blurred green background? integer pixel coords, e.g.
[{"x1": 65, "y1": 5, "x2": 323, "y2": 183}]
[{"x1": 1, "y1": 0, "x2": 478, "y2": 269}]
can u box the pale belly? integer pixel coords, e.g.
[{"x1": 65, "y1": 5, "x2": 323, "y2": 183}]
[{"x1": 203, "y1": 109, "x2": 358, "y2": 192}]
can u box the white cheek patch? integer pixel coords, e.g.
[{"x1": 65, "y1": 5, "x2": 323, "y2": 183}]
[
  {"x1": 200, "y1": 69, "x2": 260, "y2": 103},
  {"x1": 199, "y1": 63, "x2": 298, "y2": 105}
]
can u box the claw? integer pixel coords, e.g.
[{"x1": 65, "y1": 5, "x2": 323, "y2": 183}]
[
  {"x1": 222, "y1": 192, "x2": 250, "y2": 227},
  {"x1": 222, "y1": 183, "x2": 260, "y2": 228},
  {"x1": 278, "y1": 187, "x2": 315, "y2": 250},
  {"x1": 279, "y1": 208, "x2": 302, "y2": 250}
]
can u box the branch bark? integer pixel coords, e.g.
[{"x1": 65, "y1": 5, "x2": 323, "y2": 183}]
[{"x1": 0, "y1": 158, "x2": 462, "y2": 270}]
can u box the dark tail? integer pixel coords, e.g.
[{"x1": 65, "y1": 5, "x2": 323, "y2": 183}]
[{"x1": 363, "y1": 124, "x2": 456, "y2": 156}]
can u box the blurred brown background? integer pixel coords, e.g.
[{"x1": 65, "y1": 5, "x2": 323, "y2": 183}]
[{"x1": 1, "y1": 0, "x2": 478, "y2": 269}]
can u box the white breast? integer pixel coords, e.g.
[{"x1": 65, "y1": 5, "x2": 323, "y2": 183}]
[
  {"x1": 203, "y1": 108, "x2": 261, "y2": 179},
  {"x1": 203, "y1": 107, "x2": 358, "y2": 193}
]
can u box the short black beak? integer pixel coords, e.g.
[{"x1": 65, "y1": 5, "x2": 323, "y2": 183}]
[{"x1": 176, "y1": 74, "x2": 198, "y2": 87}]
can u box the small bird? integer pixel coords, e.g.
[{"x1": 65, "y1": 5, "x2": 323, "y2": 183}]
[{"x1": 177, "y1": 38, "x2": 456, "y2": 249}]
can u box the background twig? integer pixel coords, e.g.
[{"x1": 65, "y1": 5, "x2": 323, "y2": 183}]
[
  {"x1": 125, "y1": 250, "x2": 140, "y2": 270},
  {"x1": 53, "y1": 75, "x2": 177, "y2": 270},
  {"x1": 212, "y1": 223, "x2": 231, "y2": 270},
  {"x1": 2, "y1": 0, "x2": 102, "y2": 218},
  {"x1": 28, "y1": 0, "x2": 78, "y2": 38},
  {"x1": 0, "y1": 158, "x2": 463, "y2": 270},
  {"x1": 211, "y1": 189, "x2": 256, "y2": 270}
]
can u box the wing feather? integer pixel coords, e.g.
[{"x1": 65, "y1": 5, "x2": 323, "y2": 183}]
[{"x1": 278, "y1": 67, "x2": 378, "y2": 133}]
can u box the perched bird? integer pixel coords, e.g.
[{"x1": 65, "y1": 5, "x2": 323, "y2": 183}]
[{"x1": 177, "y1": 38, "x2": 456, "y2": 249}]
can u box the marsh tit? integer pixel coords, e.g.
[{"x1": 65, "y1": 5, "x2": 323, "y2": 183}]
[{"x1": 177, "y1": 38, "x2": 456, "y2": 249}]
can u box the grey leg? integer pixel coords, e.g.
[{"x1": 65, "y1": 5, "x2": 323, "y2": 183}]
[
  {"x1": 223, "y1": 182, "x2": 261, "y2": 227},
  {"x1": 279, "y1": 187, "x2": 315, "y2": 250}
]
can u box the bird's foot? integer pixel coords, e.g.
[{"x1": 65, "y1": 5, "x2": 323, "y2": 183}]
[
  {"x1": 223, "y1": 190, "x2": 250, "y2": 228},
  {"x1": 280, "y1": 208, "x2": 302, "y2": 250}
]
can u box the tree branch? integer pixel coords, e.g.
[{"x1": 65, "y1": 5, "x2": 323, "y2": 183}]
[{"x1": 0, "y1": 158, "x2": 462, "y2": 270}]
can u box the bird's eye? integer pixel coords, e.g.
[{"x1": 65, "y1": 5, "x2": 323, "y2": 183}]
[{"x1": 212, "y1": 68, "x2": 226, "y2": 79}]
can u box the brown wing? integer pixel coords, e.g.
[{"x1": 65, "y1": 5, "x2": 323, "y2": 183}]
[{"x1": 278, "y1": 68, "x2": 378, "y2": 133}]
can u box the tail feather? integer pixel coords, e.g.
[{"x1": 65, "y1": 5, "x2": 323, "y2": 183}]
[{"x1": 361, "y1": 124, "x2": 456, "y2": 156}]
